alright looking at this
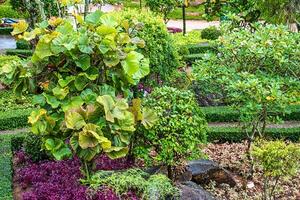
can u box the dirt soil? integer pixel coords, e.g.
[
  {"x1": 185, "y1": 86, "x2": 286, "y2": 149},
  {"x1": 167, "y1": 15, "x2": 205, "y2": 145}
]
[{"x1": 203, "y1": 142, "x2": 300, "y2": 200}]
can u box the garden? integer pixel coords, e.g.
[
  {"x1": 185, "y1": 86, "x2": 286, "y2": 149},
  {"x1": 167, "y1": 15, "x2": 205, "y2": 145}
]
[{"x1": 0, "y1": 0, "x2": 299, "y2": 200}]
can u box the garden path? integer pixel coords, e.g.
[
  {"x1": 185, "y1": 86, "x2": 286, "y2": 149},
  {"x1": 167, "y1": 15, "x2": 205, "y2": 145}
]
[
  {"x1": 209, "y1": 121, "x2": 300, "y2": 128},
  {"x1": 0, "y1": 35, "x2": 16, "y2": 50}
]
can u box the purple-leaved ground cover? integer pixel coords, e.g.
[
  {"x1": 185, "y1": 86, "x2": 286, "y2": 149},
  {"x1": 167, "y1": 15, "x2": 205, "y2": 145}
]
[{"x1": 14, "y1": 151, "x2": 138, "y2": 200}]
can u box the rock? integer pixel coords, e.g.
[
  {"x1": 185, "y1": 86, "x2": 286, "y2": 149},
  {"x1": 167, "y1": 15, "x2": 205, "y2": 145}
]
[
  {"x1": 177, "y1": 181, "x2": 215, "y2": 200},
  {"x1": 187, "y1": 159, "x2": 237, "y2": 187}
]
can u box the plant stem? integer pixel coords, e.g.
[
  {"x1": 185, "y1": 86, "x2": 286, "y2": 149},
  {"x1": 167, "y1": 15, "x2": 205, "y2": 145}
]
[{"x1": 84, "y1": 161, "x2": 90, "y2": 181}]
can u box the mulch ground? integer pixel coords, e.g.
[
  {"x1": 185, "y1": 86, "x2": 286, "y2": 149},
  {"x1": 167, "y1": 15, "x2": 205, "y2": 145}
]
[{"x1": 203, "y1": 142, "x2": 300, "y2": 200}]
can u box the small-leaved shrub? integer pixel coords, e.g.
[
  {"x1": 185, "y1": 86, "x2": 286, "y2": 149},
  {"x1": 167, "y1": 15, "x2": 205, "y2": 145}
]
[
  {"x1": 201, "y1": 26, "x2": 221, "y2": 40},
  {"x1": 252, "y1": 140, "x2": 300, "y2": 200},
  {"x1": 24, "y1": 133, "x2": 49, "y2": 162},
  {"x1": 118, "y1": 9, "x2": 180, "y2": 87},
  {"x1": 134, "y1": 87, "x2": 207, "y2": 178},
  {"x1": 87, "y1": 168, "x2": 179, "y2": 200}
]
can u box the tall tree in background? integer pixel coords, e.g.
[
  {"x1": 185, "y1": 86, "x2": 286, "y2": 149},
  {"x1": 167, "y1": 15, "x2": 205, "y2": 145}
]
[{"x1": 145, "y1": 0, "x2": 181, "y2": 23}]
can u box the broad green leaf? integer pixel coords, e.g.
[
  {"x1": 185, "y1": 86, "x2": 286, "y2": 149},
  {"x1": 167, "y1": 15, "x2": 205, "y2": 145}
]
[
  {"x1": 80, "y1": 89, "x2": 97, "y2": 104},
  {"x1": 52, "y1": 34, "x2": 78, "y2": 51},
  {"x1": 100, "y1": 14, "x2": 118, "y2": 27},
  {"x1": 98, "y1": 84, "x2": 116, "y2": 96},
  {"x1": 28, "y1": 109, "x2": 47, "y2": 124},
  {"x1": 78, "y1": 146, "x2": 100, "y2": 161},
  {"x1": 74, "y1": 75, "x2": 88, "y2": 91},
  {"x1": 105, "y1": 146, "x2": 129, "y2": 159},
  {"x1": 65, "y1": 111, "x2": 86, "y2": 130},
  {"x1": 75, "y1": 54, "x2": 90, "y2": 71},
  {"x1": 58, "y1": 76, "x2": 75, "y2": 87},
  {"x1": 43, "y1": 93, "x2": 60, "y2": 108},
  {"x1": 11, "y1": 20, "x2": 28, "y2": 35},
  {"x1": 117, "y1": 111, "x2": 135, "y2": 132},
  {"x1": 85, "y1": 67, "x2": 99, "y2": 80},
  {"x1": 32, "y1": 94, "x2": 46, "y2": 106},
  {"x1": 56, "y1": 21, "x2": 74, "y2": 34},
  {"x1": 85, "y1": 10, "x2": 103, "y2": 25},
  {"x1": 52, "y1": 86, "x2": 69, "y2": 100},
  {"x1": 141, "y1": 108, "x2": 158, "y2": 129},
  {"x1": 53, "y1": 147, "x2": 72, "y2": 160},
  {"x1": 129, "y1": 98, "x2": 143, "y2": 121},
  {"x1": 96, "y1": 25, "x2": 117, "y2": 36},
  {"x1": 97, "y1": 95, "x2": 115, "y2": 122},
  {"x1": 62, "y1": 96, "x2": 84, "y2": 112},
  {"x1": 33, "y1": 38, "x2": 53, "y2": 61},
  {"x1": 121, "y1": 51, "x2": 141, "y2": 76}
]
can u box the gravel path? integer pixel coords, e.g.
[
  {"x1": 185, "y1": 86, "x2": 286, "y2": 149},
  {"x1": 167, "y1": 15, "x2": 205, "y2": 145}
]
[
  {"x1": 0, "y1": 128, "x2": 29, "y2": 135},
  {"x1": 167, "y1": 20, "x2": 220, "y2": 31}
]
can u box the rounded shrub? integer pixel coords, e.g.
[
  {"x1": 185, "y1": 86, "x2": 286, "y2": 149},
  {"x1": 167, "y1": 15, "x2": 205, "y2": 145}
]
[
  {"x1": 24, "y1": 134, "x2": 49, "y2": 162},
  {"x1": 118, "y1": 9, "x2": 180, "y2": 86},
  {"x1": 201, "y1": 26, "x2": 221, "y2": 40},
  {"x1": 134, "y1": 87, "x2": 207, "y2": 169}
]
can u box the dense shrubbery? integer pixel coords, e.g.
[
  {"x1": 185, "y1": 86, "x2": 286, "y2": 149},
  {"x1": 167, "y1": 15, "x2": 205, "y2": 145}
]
[
  {"x1": 118, "y1": 9, "x2": 180, "y2": 87},
  {"x1": 134, "y1": 87, "x2": 207, "y2": 178},
  {"x1": 0, "y1": 4, "x2": 24, "y2": 18},
  {"x1": 201, "y1": 26, "x2": 222, "y2": 40},
  {"x1": 24, "y1": 133, "x2": 49, "y2": 162}
]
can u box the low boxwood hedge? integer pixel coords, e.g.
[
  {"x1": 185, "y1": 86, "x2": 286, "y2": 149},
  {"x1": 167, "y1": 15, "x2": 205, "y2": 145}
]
[
  {"x1": 0, "y1": 133, "x2": 27, "y2": 200},
  {"x1": 5, "y1": 49, "x2": 33, "y2": 57},
  {"x1": 0, "y1": 27, "x2": 13, "y2": 35},
  {"x1": 202, "y1": 105, "x2": 300, "y2": 122},
  {"x1": 0, "y1": 108, "x2": 35, "y2": 130},
  {"x1": 0, "y1": 134, "x2": 14, "y2": 200},
  {"x1": 208, "y1": 126, "x2": 300, "y2": 143},
  {"x1": 16, "y1": 40, "x2": 31, "y2": 50},
  {"x1": 185, "y1": 43, "x2": 215, "y2": 54}
]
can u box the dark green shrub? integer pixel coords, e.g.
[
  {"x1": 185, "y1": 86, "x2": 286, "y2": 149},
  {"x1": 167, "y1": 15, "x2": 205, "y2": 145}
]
[
  {"x1": 0, "y1": 90, "x2": 33, "y2": 112},
  {"x1": 119, "y1": 10, "x2": 180, "y2": 86},
  {"x1": 0, "y1": 135, "x2": 13, "y2": 199},
  {"x1": 207, "y1": 127, "x2": 300, "y2": 143},
  {"x1": 5, "y1": 49, "x2": 33, "y2": 57},
  {"x1": 0, "y1": 27, "x2": 13, "y2": 35},
  {"x1": 11, "y1": 135, "x2": 25, "y2": 152},
  {"x1": 24, "y1": 133, "x2": 49, "y2": 162},
  {"x1": 134, "y1": 87, "x2": 207, "y2": 178},
  {"x1": 16, "y1": 40, "x2": 31, "y2": 50},
  {"x1": 201, "y1": 26, "x2": 221, "y2": 40},
  {"x1": 0, "y1": 108, "x2": 34, "y2": 130},
  {"x1": 186, "y1": 43, "x2": 215, "y2": 54}
]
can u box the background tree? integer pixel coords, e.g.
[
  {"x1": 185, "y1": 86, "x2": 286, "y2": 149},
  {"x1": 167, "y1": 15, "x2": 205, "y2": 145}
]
[{"x1": 145, "y1": 0, "x2": 181, "y2": 23}]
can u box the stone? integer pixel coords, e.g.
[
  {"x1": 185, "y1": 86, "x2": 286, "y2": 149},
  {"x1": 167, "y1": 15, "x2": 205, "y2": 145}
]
[
  {"x1": 187, "y1": 159, "x2": 237, "y2": 187},
  {"x1": 177, "y1": 181, "x2": 215, "y2": 200}
]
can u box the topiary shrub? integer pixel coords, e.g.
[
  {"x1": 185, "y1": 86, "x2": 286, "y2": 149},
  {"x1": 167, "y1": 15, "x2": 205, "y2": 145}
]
[
  {"x1": 133, "y1": 87, "x2": 207, "y2": 179},
  {"x1": 24, "y1": 133, "x2": 49, "y2": 162},
  {"x1": 118, "y1": 9, "x2": 180, "y2": 87},
  {"x1": 16, "y1": 40, "x2": 31, "y2": 50},
  {"x1": 201, "y1": 26, "x2": 221, "y2": 40}
]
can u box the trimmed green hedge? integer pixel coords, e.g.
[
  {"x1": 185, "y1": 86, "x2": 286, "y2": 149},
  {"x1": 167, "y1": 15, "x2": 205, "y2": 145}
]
[
  {"x1": 208, "y1": 126, "x2": 300, "y2": 143},
  {"x1": 0, "y1": 108, "x2": 35, "y2": 130},
  {"x1": 6, "y1": 49, "x2": 33, "y2": 57},
  {"x1": 0, "y1": 27, "x2": 13, "y2": 35},
  {"x1": 0, "y1": 134, "x2": 14, "y2": 200},
  {"x1": 0, "y1": 133, "x2": 27, "y2": 200},
  {"x1": 185, "y1": 43, "x2": 215, "y2": 54},
  {"x1": 183, "y1": 53, "x2": 204, "y2": 63},
  {"x1": 202, "y1": 105, "x2": 300, "y2": 122},
  {"x1": 16, "y1": 40, "x2": 31, "y2": 50}
]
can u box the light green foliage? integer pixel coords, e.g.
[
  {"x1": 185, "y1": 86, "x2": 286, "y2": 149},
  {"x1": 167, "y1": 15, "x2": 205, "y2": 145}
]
[
  {"x1": 256, "y1": 0, "x2": 300, "y2": 24},
  {"x1": 87, "y1": 168, "x2": 180, "y2": 199},
  {"x1": 0, "y1": 90, "x2": 33, "y2": 112},
  {"x1": 173, "y1": 30, "x2": 206, "y2": 46},
  {"x1": 118, "y1": 9, "x2": 179, "y2": 87},
  {"x1": 134, "y1": 87, "x2": 207, "y2": 168},
  {"x1": 252, "y1": 140, "x2": 300, "y2": 200},
  {"x1": 201, "y1": 26, "x2": 221, "y2": 40},
  {"x1": 144, "y1": 0, "x2": 181, "y2": 22},
  {"x1": 218, "y1": 24, "x2": 300, "y2": 79},
  {"x1": 0, "y1": 12, "x2": 157, "y2": 164}
]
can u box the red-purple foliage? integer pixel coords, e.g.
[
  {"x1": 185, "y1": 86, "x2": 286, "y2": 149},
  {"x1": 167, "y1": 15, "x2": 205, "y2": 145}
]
[
  {"x1": 167, "y1": 27, "x2": 183, "y2": 33},
  {"x1": 15, "y1": 152, "x2": 138, "y2": 200}
]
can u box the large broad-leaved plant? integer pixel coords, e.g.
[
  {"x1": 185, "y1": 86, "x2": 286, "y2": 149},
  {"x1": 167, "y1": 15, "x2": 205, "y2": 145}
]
[{"x1": 1, "y1": 11, "x2": 158, "y2": 164}]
